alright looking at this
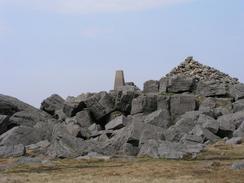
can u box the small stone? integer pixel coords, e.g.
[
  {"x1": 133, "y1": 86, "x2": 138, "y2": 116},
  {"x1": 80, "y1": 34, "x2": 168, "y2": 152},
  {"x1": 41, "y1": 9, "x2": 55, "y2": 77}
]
[{"x1": 231, "y1": 162, "x2": 244, "y2": 170}]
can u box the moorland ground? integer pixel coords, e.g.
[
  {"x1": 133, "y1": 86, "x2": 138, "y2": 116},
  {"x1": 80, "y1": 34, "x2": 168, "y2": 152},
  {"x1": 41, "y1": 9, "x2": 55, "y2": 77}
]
[{"x1": 1, "y1": 141, "x2": 244, "y2": 183}]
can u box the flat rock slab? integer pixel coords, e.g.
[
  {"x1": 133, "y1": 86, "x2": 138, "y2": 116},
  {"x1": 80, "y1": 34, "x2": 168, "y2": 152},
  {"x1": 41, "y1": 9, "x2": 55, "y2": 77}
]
[
  {"x1": 105, "y1": 115, "x2": 126, "y2": 130},
  {"x1": 0, "y1": 144, "x2": 25, "y2": 158}
]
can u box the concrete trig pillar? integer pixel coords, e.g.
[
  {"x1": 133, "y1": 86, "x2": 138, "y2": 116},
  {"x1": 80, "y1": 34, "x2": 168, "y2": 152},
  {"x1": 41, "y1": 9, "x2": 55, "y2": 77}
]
[{"x1": 114, "y1": 70, "x2": 125, "y2": 90}]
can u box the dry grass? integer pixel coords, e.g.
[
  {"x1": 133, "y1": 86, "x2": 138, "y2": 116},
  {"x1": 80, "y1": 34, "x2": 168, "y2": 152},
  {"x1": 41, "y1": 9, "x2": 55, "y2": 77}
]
[
  {"x1": 1, "y1": 142, "x2": 244, "y2": 183},
  {"x1": 197, "y1": 140, "x2": 244, "y2": 160}
]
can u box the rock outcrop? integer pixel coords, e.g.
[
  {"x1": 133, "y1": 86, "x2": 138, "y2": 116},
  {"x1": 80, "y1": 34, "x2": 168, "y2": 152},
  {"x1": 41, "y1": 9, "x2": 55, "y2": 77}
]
[{"x1": 1, "y1": 57, "x2": 244, "y2": 160}]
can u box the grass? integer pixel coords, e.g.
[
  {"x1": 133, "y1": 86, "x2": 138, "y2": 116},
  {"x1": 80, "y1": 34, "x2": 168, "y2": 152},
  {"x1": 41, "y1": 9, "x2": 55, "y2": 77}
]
[{"x1": 1, "y1": 141, "x2": 244, "y2": 183}]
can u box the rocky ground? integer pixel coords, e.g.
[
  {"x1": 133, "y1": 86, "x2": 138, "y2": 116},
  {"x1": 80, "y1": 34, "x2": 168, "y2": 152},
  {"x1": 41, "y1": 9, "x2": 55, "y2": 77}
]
[{"x1": 1, "y1": 57, "x2": 244, "y2": 182}]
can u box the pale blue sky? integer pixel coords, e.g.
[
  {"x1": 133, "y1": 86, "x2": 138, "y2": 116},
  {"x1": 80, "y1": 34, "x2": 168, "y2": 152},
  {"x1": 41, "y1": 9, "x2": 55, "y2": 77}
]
[{"x1": 0, "y1": 0, "x2": 243, "y2": 107}]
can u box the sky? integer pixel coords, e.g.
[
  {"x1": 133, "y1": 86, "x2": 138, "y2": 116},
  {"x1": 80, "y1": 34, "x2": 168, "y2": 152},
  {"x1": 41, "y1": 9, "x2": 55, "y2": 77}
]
[{"x1": 0, "y1": 0, "x2": 243, "y2": 107}]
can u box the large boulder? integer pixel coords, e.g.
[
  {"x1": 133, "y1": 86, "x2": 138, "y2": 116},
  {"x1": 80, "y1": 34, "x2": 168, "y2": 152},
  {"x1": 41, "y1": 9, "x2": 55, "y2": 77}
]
[
  {"x1": 0, "y1": 94, "x2": 37, "y2": 115},
  {"x1": 196, "y1": 81, "x2": 227, "y2": 97},
  {"x1": 138, "y1": 139, "x2": 160, "y2": 158},
  {"x1": 0, "y1": 110, "x2": 52, "y2": 138},
  {"x1": 84, "y1": 92, "x2": 114, "y2": 120},
  {"x1": 170, "y1": 94, "x2": 196, "y2": 121},
  {"x1": 119, "y1": 143, "x2": 139, "y2": 156},
  {"x1": 233, "y1": 99, "x2": 244, "y2": 113},
  {"x1": 199, "y1": 97, "x2": 233, "y2": 118},
  {"x1": 53, "y1": 109, "x2": 66, "y2": 121},
  {"x1": 0, "y1": 126, "x2": 47, "y2": 146},
  {"x1": 64, "y1": 118, "x2": 81, "y2": 137},
  {"x1": 126, "y1": 113, "x2": 146, "y2": 126},
  {"x1": 0, "y1": 144, "x2": 25, "y2": 158},
  {"x1": 63, "y1": 96, "x2": 86, "y2": 117},
  {"x1": 114, "y1": 90, "x2": 137, "y2": 114},
  {"x1": 196, "y1": 114, "x2": 219, "y2": 134},
  {"x1": 75, "y1": 109, "x2": 93, "y2": 128},
  {"x1": 102, "y1": 122, "x2": 152, "y2": 156},
  {"x1": 8, "y1": 110, "x2": 50, "y2": 127},
  {"x1": 157, "y1": 95, "x2": 170, "y2": 110},
  {"x1": 217, "y1": 111, "x2": 244, "y2": 137},
  {"x1": 159, "y1": 77, "x2": 168, "y2": 93},
  {"x1": 139, "y1": 125, "x2": 165, "y2": 147},
  {"x1": 143, "y1": 80, "x2": 159, "y2": 94},
  {"x1": 47, "y1": 124, "x2": 99, "y2": 158},
  {"x1": 199, "y1": 97, "x2": 216, "y2": 111},
  {"x1": 165, "y1": 111, "x2": 201, "y2": 142},
  {"x1": 131, "y1": 95, "x2": 157, "y2": 115},
  {"x1": 161, "y1": 75, "x2": 194, "y2": 93},
  {"x1": 41, "y1": 94, "x2": 65, "y2": 115},
  {"x1": 233, "y1": 122, "x2": 244, "y2": 138},
  {"x1": 229, "y1": 84, "x2": 244, "y2": 100},
  {"x1": 190, "y1": 125, "x2": 220, "y2": 143},
  {"x1": 144, "y1": 109, "x2": 171, "y2": 128}
]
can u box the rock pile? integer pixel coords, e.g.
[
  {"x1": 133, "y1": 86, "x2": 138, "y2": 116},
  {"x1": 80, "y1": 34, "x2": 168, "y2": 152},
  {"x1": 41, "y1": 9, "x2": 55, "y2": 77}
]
[
  {"x1": 167, "y1": 56, "x2": 239, "y2": 85},
  {"x1": 1, "y1": 57, "x2": 244, "y2": 160}
]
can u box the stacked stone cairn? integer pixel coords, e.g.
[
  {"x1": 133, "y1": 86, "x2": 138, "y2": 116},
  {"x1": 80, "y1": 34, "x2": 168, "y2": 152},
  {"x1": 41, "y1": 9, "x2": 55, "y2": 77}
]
[{"x1": 1, "y1": 57, "x2": 244, "y2": 160}]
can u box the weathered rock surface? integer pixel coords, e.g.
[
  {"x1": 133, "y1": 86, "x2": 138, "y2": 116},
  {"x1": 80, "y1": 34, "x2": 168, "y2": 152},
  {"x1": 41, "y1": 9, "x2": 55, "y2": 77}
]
[
  {"x1": 160, "y1": 75, "x2": 194, "y2": 93},
  {"x1": 84, "y1": 92, "x2": 114, "y2": 120},
  {"x1": 9, "y1": 110, "x2": 50, "y2": 127},
  {"x1": 114, "y1": 90, "x2": 137, "y2": 114},
  {"x1": 191, "y1": 125, "x2": 220, "y2": 143},
  {"x1": 47, "y1": 124, "x2": 99, "y2": 158},
  {"x1": 0, "y1": 94, "x2": 37, "y2": 115},
  {"x1": 230, "y1": 84, "x2": 244, "y2": 100},
  {"x1": 233, "y1": 122, "x2": 244, "y2": 138},
  {"x1": 197, "y1": 114, "x2": 219, "y2": 134},
  {"x1": 165, "y1": 111, "x2": 201, "y2": 142},
  {"x1": 233, "y1": 99, "x2": 244, "y2": 112},
  {"x1": 41, "y1": 94, "x2": 65, "y2": 115},
  {"x1": 105, "y1": 115, "x2": 126, "y2": 130},
  {"x1": 170, "y1": 94, "x2": 196, "y2": 121},
  {"x1": 218, "y1": 111, "x2": 244, "y2": 136},
  {"x1": 0, "y1": 126, "x2": 48, "y2": 146},
  {"x1": 144, "y1": 109, "x2": 171, "y2": 128},
  {"x1": 63, "y1": 96, "x2": 86, "y2": 117},
  {"x1": 196, "y1": 81, "x2": 228, "y2": 97},
  {"x1": 131, "y1": 95, "x2": 157, "y2": 115},
  {"x1": 139, "y1": 125, "x2": 165, "y2": 147},
  {"x1": 75, "y1": 109, "x2": 93, "y2": 128},
  {"x1": 143, "y1": 80, "x2": 159, "y2": 94},
  {"x1": 0, "y1": 144, "x2": 25, "y2": 158}
]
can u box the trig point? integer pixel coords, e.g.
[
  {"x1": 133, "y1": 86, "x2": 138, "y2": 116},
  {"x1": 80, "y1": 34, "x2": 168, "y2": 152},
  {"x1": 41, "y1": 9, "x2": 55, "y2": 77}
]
[{"x1": 114, "y1": 70, "x2": 125, "y2": 90}]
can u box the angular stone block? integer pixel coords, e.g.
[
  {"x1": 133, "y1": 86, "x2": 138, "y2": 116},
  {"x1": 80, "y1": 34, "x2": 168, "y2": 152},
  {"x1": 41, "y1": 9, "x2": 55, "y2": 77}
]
[
  {"x1": 143, "y1": 80, "x2": 159, "y2": 94},
  {"x1": 170, "y1": 94, "x2": 196, "y2": 121}
]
